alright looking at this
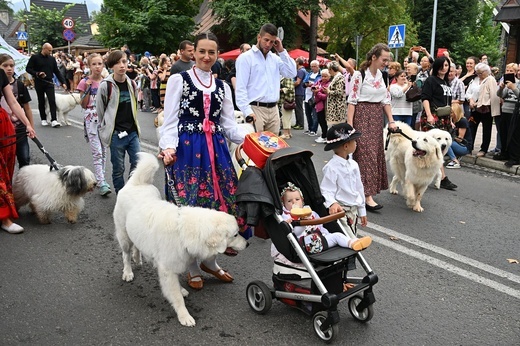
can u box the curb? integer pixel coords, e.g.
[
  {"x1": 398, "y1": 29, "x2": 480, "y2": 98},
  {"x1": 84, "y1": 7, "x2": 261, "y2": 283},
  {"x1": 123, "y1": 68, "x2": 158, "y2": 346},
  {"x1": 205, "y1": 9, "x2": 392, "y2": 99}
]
[{"x1": 460, "y1": 154, "x2": 520, "y2": 175}]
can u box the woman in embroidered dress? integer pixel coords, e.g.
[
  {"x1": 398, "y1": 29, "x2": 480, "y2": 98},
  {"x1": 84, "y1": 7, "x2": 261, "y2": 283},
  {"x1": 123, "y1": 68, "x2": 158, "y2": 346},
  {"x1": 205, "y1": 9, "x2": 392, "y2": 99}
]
[
  {"x1": 159, "y1": 32, "x2": 249, "y2": 290},
  {"x1": 347, "y1": 43, "x2": 396, "y2": 212},
  {"x1": 0, "y1": 68, "x2": 36, "y2": 234}
]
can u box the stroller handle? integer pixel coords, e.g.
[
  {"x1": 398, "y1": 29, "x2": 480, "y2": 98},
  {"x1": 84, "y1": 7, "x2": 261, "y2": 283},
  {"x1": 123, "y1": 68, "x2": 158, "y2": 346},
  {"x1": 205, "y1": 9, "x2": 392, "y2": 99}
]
[
  {"x1": 293, "y1": 210, "x2": 346, "y2": 227},
  {"x1": 235, "y1": 143, "x2": 248, "y2": 170}
]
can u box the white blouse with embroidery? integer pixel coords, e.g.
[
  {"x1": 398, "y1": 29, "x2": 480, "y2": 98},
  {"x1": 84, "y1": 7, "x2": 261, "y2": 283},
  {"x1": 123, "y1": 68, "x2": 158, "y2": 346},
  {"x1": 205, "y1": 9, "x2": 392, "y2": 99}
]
[
  {"x1": 347, "y1": 69, "x2": 391, "y2": 105},
  {"x1": 159, "y1": 67, "x2": 248, "y2": 150}
]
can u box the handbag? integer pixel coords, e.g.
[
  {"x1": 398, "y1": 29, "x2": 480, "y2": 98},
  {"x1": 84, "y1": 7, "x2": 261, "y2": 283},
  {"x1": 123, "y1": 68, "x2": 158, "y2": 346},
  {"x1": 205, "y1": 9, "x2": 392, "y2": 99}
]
[
  {"x1": 475, "y1": 105, "x2": 491, "y2": 113},
  {"x1": 405, "y1": 83, "x2": 422, "y2": 102},
  {"x1": 307, "y1": 96, "x2": 316, "y2": 108},
  {"x1": 435, "y1": 105, "x2": 452, "y2": 117},
  {"x1": 283, "y1": 100, "x2": 296, "y2": 110}
]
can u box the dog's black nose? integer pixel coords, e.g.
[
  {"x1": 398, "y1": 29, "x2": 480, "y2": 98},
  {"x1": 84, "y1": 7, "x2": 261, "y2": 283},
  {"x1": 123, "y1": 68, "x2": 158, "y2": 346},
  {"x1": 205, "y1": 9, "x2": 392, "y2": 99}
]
[{"x1": 441, "y1": 144, "x2": 447, "y2": 150}]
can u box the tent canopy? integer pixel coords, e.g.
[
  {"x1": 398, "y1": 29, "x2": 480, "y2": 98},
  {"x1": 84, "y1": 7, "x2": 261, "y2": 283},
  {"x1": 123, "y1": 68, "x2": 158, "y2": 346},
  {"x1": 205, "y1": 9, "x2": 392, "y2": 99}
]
[
  {"x1": 219, "y1": 48, "x2": 241, "y2": 60},
  {"x1": 288, "y1": 49, "x2": 331, "y2": 66}
]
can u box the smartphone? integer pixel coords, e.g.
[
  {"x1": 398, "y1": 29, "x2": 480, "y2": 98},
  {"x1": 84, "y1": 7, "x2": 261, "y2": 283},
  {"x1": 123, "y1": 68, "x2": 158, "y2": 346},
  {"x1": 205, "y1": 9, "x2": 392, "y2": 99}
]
[
  {"x1": 409, "y1": 74, "x2": 417, "y2": 82},
  {"x1": 504, "y1": 73, "x2": 515, "y2": 84},
  {"x1": 412, "y1": 46, "x2": 422, "y2": 52}
]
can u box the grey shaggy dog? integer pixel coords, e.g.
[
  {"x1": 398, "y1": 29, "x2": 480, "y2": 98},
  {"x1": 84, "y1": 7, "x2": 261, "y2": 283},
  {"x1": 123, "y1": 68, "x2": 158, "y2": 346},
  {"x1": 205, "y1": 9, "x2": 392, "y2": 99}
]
[{"x1": 13, "y1": 165, "x2": 96, "y2": 224}]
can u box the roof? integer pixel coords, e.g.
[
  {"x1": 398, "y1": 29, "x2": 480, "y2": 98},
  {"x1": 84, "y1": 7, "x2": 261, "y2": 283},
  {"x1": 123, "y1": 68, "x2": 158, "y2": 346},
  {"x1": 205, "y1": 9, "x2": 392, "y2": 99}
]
[
  {"x1": 0, "y1": 10, "x2": 24, "y2": 48},
  {"x1": 30, "y1": 0, "x2": 92, "y2": 34},
  {"x1": 494, "y1": 0, "x2": 520, "y2": 22}
]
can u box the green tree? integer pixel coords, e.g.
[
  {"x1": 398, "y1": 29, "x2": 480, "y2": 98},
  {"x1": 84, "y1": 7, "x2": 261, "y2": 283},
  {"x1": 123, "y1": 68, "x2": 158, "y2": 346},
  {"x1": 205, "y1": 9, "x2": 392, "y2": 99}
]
[
  {"x1": 93, "y1": 0, "x2": 202, "y2": 55},
  {"x1": 209, "y1": 0, "x2": 336, "y2": 50},
  {"x1": 17, "y1": 4, "x2": 86, "y2": 50},
  {"x1": 0, "y1": 0, "x2": 13, "y2": 15},
  {"x1": 410, "y1": 0, "x2": 478, "y2": 55},
  {"x1": 323, "y1": 0, "x2": 418, "y2": 62},
  {"x1": 450, "y1": 2, "x2": 502, "y2": 67}
]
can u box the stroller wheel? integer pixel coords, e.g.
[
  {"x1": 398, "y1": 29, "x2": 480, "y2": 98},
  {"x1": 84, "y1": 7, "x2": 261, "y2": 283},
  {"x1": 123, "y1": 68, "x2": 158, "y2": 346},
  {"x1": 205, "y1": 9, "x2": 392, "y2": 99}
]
[
  {"x1": 312, "y1": 311, "x2": 338, "y2": 343},
  {"x1": 348, "y1": 295, "x2": 374, "y2": 323},
  {"x1": 246, "y1": 281, "x2": 272, "y2": 314}
]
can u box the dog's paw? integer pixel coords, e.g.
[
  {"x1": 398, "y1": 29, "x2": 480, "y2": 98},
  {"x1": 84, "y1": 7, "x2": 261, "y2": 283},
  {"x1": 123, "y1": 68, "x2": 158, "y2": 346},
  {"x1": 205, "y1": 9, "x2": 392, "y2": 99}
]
[
  {"x1": 412, "y1": 204, "x2": 424, "y2": 213},
  {"x1": 433, "y1": 183, "x2": 440, "y2": 190},
  {"x1": 178, "y1": 312, "x2": 196, "y2": 327},
  {"x1": 389, "y1": 188, "x2": 398, "y2": 195},
  {"x1": 122, "y1": 271, "x2": 134, "y2": 282},
  {"x1": 181, "y1": 287, "x2": 189, "y2": 297}
]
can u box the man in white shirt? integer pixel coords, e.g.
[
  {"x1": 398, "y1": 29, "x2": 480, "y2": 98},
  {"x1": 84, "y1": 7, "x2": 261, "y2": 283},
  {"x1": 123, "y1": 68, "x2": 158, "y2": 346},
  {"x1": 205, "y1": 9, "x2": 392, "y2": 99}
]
[{"x1": 235, "y1": 23, "x2": 297, "y2": 133}]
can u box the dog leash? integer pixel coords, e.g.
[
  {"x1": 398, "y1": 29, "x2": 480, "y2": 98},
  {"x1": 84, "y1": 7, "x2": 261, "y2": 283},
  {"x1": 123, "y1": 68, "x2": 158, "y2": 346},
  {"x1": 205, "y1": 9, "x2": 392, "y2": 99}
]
[
  {"x1": 164, "y1": 166, "x2": 182, "y2": 206},
  {"x1": 31, "y1": 137, "x2": 62, "y2": 171},
  {"x1": 385, "y1": 126, "x2": 414, "y2": 150}
]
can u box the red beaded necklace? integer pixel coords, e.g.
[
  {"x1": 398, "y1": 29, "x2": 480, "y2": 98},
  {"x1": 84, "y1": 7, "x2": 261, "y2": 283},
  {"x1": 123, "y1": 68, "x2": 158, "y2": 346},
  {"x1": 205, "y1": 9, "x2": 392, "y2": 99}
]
[{"x1": 192, "y1": 66, "x2": 212, "y2": 89}]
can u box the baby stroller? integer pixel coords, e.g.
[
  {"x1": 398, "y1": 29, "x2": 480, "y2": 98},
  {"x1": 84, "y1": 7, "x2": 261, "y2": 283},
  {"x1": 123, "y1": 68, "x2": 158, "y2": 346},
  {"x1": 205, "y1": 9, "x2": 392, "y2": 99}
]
[{"x1": 235, "y1": 145, "x2": 378, "y2": 343}]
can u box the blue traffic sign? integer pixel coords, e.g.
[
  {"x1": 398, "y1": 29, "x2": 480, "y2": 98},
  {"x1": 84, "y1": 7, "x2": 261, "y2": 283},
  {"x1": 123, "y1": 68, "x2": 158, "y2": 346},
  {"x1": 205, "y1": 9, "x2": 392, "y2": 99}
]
[
  {"x1": 388, "y1": 24, "x2": 406, "y2": 49},
  {"x1": 16, "y1": 31, "x2": 28, "y2": 41},
  {"x1": 63, "y1": 29, "x2": 75, "y2": 42}
]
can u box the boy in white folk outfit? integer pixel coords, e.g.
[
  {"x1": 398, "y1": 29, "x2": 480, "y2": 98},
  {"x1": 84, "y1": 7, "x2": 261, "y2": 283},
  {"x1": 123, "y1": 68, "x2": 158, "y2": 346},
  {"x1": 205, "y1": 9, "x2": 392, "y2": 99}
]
[{"x1": 321, "y1": 123, "x2": 368, "y2": 236}]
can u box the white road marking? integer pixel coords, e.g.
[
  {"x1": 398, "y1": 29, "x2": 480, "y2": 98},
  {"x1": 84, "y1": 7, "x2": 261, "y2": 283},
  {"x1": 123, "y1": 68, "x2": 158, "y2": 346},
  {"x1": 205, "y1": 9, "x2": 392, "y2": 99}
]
[{"x1": 359, "y1": 224, "x2": 520, "y2": 299}]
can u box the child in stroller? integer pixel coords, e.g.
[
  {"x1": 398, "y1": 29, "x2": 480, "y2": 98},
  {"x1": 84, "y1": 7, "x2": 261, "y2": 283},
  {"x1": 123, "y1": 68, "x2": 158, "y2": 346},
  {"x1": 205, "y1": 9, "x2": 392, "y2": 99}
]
[
  {"x1": 236, "y1": 126, "x2": 378, "y2": 343},
  {"x1": 279, "y1": 182, "x2": 372, "y2": 254}
]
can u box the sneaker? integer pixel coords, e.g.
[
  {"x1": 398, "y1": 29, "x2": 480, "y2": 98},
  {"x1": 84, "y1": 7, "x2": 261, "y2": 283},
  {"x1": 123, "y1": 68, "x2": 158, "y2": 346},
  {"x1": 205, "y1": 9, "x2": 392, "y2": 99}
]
[
  {"x1": 308, "y1": 131, "x2": 317, "y2": 136},
  {"x1": 440, "y1": 176, "x2": 457, "y2": 190},
  {"x1": 99, "y1": 183, "x2": 112, "y2": 196},
  {"x1": 41, "y1": 120, "x2": 49, "y2": 126},
  {"x1": 1, "y1": 222, "x2": 24, "y2": 234},
  {"x1": 446, "y1": 161, "x2": 460, "y2": 169},
  {"x1": 292, "y1": 125, "x2": 303, "y2": 130},
  {"x1": 303, "y1": 130, "x2": 310, "y2": 134},
  {"x1": 315, "y1": 137, "x2": 326, "y2": 143},
  {"x1": 51, "y1": 120, "x2": 61, "y2": 128}
]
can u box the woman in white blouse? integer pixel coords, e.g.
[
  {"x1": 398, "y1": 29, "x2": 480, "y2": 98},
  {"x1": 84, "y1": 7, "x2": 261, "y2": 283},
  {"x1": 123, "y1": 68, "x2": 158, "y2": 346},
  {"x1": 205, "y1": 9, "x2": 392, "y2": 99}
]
[
  {"x1": 159, "y1": 32, "x2": 250, "y2": 290},
  {"x1": 389, "y1": 70, "x2": 413, "y2": 127},
  {"x1": 347, "y1": 43, "x2": 397, "y2": 212}
]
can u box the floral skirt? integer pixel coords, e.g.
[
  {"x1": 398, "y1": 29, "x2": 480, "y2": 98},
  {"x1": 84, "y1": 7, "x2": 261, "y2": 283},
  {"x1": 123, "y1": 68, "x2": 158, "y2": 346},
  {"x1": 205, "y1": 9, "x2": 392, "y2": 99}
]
[
  {"x1": 352, "y1": 102, "x2": 388, "y2": 196},
  {"x1": 0, "y1": 107, "x2": 18, "y2": 220}
]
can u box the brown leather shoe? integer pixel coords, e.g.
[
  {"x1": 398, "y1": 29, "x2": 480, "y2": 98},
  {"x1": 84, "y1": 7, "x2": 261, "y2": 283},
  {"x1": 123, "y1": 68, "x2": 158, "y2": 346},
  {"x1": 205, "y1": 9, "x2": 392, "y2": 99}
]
[
  {"x1": 187, "y1": 273, "x2": 204, "y2": 290},
  {"x1": 200, "y1": 263, "x2": 234, "y2": 283}
]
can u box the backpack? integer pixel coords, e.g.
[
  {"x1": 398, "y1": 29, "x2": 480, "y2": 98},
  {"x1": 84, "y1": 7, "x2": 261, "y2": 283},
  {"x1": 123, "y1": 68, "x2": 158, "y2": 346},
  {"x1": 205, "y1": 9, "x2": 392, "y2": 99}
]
[
  {"x1": 102, "y1": 78, "x2": 137, "y2": 109},
  {"x1": 360, "y1": 69, "x2": 389, "y2": 87},
  {"x1": 16, "y1": 79, "x2": 26, "y2": 105}
]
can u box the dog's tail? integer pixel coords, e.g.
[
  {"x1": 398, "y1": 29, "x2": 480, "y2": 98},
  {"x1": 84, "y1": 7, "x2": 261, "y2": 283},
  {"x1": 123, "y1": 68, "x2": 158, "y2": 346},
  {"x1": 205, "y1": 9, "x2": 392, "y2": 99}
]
[{"x1": 128, "y1": 152, "x2": 160, "y2": 186}]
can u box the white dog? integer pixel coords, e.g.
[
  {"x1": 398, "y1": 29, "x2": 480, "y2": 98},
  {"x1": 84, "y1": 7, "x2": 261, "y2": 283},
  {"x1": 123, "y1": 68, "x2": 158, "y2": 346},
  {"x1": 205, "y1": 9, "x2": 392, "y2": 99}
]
[
  {"x1": 426, "y1": 128, "x2": 453, "y2": 188},
  {"x1": 386, "y1": 121, "x2": 443, "y2": 212},
  {"x1": 113, "y1": 152, "x2": 248, "y2": 327},
  {"x1": 45, "y1": 92, "x2": 82, "y2": 125},
  {"x1": 13, "y1": 164, "x2": 96, "y2": 223}
]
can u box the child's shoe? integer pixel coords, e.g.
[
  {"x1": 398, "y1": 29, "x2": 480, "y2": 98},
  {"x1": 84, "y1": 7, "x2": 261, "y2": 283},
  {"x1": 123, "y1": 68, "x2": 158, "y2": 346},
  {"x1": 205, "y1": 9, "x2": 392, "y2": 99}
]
[
  {"x1": 349, "y1": 236, "x2": 372, "y2": 251},
  {"x1": 99, "y1": 183, "x2": 112, "y2": 196}
]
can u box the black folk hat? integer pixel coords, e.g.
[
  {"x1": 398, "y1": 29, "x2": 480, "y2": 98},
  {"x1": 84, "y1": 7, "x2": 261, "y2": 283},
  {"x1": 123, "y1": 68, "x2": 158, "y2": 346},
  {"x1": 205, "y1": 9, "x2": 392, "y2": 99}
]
[{"x1": 324, "y1": 123, "x2": 362, "y2": 151}]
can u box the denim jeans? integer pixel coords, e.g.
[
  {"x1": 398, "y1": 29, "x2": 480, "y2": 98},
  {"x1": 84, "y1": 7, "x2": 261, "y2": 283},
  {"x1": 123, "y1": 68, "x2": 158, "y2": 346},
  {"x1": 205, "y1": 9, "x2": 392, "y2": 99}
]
[
  {"x1": 109, "y1": 131, "x2": 140, "y2": 193},
  {"x1": 447, "y1": 141, "x2": 470, "y2": 160},
  {"x1": 304, "y1": 101, "x2": 318, "y2": 133},
  {"x1": 392, "y1": 115, "x2": 414, "y2": 128},
  {"x1": 15, "y1": 127, "x2": 30, "y2": 168}
]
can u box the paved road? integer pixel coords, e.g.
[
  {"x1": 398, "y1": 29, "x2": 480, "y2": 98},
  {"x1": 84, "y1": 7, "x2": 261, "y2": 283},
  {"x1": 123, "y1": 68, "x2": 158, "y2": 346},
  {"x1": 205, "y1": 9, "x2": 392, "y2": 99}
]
[{"x1": 0, "y1": 90, "x2": 519, "y2": 345}]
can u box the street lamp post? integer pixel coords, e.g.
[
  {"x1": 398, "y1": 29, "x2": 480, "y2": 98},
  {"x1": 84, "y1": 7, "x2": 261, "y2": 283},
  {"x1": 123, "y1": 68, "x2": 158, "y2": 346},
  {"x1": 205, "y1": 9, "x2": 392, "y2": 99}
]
[{"x1": 430, "y1": 0, "x2": 438, "y2": 57}]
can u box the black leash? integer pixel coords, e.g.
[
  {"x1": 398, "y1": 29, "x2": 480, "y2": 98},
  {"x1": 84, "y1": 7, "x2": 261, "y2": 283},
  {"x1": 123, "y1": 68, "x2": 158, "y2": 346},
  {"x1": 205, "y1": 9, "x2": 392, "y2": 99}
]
[
  {"x1": 30, "y1": 137, "x2": 62, "y2": 171},
  {"x1": 385, "y1": 127, "x2": 415, "y2": 150},
  {"x1": 165, "y1": 166, "x2": 182, "y2": 206}
]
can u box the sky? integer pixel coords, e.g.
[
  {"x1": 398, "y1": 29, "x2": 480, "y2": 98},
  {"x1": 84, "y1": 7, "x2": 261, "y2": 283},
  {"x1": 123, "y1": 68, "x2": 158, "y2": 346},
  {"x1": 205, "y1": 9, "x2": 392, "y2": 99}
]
[{"x1": 11, "y1": 0, "x2": 102, "y2": 15}]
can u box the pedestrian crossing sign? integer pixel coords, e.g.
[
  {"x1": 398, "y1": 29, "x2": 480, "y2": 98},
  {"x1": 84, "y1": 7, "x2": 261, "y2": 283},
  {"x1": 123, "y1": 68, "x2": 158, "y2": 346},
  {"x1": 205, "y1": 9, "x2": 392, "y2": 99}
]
[{"x1": 388, "y1": 24, "x2": 405, "y2": 49}]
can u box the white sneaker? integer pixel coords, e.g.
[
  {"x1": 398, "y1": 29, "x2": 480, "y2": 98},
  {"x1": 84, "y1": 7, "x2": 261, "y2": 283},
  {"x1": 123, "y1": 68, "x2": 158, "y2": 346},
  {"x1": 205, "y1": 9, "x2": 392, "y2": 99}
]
[
  {"x1": 308, "y1": 131, "x2": 317, "y2": 136},
  {"x1": 41, "y1": 120, "x2": 49, "y2": 126},
  {"x1": 1, "y1": 223, "x2": 24, "y2": 234},
  {"x1": 51, "y1": 120, "x2": 61, "y2": 128},
  {"x1": 446, "y1": 161, "x2": 461, "y2": 169},
  {"x1": 315, "y1": 137, "x2": 326, "y2": 143}
]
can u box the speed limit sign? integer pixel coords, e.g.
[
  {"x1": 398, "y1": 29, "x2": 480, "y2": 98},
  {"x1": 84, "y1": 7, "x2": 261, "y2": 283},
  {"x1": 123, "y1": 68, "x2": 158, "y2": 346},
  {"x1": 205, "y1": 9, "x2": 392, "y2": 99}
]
[{"x1": 62, "y1": 17, "x2": 75, "y2": 29}]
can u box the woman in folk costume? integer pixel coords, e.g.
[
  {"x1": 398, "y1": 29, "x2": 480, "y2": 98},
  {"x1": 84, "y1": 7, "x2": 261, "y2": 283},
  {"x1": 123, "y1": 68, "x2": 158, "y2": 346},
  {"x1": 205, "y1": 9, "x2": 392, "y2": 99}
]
[{"x1": 159, "y1": 32, "x2": 250, "y2": 290}]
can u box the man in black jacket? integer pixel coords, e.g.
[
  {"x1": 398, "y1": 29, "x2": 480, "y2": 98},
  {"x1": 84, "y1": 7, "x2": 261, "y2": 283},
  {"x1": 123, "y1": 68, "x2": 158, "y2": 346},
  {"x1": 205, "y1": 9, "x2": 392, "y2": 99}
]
[{"x1": 26, "y1": 43, "x2": 68, "y2": 127}]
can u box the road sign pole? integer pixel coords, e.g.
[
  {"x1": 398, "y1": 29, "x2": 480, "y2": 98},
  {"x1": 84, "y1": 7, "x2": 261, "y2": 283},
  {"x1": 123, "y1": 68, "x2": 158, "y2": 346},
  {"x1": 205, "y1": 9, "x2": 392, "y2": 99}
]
[{"x1": 395, "y1": 48, "x2": 398, "y2": 63}]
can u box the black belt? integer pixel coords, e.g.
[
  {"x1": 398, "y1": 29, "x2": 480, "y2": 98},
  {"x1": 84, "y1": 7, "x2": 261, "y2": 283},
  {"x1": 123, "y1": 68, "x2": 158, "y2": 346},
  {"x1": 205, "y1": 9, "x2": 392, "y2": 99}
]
[{"x1": 250, "y1": 101, "x2": 277, "y2": 108}]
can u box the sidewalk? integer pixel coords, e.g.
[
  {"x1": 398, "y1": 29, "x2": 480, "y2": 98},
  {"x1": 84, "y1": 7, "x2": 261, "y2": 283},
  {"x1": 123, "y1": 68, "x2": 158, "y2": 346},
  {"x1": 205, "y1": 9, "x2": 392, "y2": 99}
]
[{"x1": 459, "y1": 122, "x2": 520, "y2": 175}]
